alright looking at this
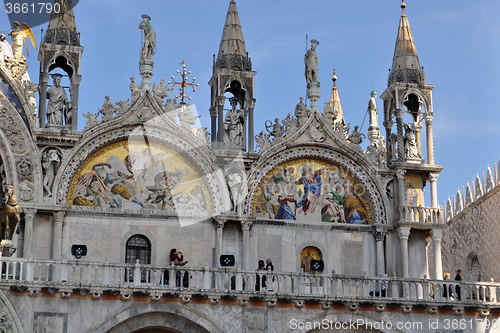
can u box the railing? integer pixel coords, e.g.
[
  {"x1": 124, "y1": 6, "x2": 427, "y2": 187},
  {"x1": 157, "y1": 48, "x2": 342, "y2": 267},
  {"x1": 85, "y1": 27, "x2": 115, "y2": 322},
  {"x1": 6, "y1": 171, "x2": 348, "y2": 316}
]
[
  {"x1": 1, "y1": 257, "x2": 498, "y2": 304},
  {"x1": 398, "y1": 206, "x2": 443, "y2": 224}
]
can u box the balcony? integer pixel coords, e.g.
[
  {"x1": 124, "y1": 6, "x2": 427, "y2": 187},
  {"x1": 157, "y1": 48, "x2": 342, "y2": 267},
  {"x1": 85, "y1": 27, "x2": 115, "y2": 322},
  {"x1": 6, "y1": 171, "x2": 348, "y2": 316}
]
[
  {"x1": 1, "y1": 257, "x2": 497, "y2": 309},
  {"x1": 398, "y1": 206, "x2": 443, "y2": 224}
]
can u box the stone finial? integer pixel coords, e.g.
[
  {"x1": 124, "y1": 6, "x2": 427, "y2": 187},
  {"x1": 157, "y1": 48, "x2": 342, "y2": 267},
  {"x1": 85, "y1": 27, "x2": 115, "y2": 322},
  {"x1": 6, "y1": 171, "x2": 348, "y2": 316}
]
[
  {"x1": 475, "y1": 174, "x2": 483, "y2": 200},
  {"x1": 486, "y1": 165, "x2": 494, "y2": 192},
  {"x1": 455, "y1": 190, "x2": 463, "y2": 214},
  {"x1": 446, "y1": 197, "x2": 453, "y2": 221},
  {"x1": 465, "y1": 182, "x2": 473, "y2": 206}
]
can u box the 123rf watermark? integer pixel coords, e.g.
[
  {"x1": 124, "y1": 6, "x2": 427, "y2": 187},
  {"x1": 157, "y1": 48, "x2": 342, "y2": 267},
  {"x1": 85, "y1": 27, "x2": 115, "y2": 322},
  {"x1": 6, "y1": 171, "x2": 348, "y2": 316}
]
[{"x1": 290, "y1": 318, "x2": 499, "y2": 331}]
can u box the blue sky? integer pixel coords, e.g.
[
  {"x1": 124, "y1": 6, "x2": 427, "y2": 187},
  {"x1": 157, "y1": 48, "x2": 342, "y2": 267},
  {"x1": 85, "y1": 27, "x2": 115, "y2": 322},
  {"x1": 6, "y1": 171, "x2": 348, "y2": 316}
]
[{"x1": 1, "y1": 0, "x2": 499, "y2": 208}]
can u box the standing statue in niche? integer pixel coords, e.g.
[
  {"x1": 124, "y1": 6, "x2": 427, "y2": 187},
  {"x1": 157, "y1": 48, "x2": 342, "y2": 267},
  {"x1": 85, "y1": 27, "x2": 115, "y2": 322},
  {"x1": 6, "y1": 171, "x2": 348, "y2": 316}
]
[
  {"x1": 368, "y1": 90, "x2": 379, "y2": 129},
  {"x1": 227, "y1": 172, "x2": 244, "y2": 212},
  {"x1": 46, "y1": 74, "x2": 69, "y2": 126},
  {"x1": 42, "y1": 149, "x2": 61, "y2": 197},
  {"x1": 403, "y1": 123, "x2": 419, "y2": 158},
  {"x1": 138, "y1": 15, "x2": 156, "y2": 59},
  {"x1": 304, "y1": 39, "x2": 319, "y2": 87},
  {"x1": 224, "y1": 98, "x2": 245, "y2": 147}
]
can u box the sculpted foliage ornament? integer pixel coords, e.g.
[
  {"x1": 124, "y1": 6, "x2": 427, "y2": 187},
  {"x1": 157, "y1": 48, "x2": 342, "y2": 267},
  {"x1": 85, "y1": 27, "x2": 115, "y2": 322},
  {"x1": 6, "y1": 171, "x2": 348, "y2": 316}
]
[
  {"x1": 16, "y1": 156, "x2": 33, "y2": 181},
  {"x1": 255, "y1": 130, "x2": 271, "y2": 152}
]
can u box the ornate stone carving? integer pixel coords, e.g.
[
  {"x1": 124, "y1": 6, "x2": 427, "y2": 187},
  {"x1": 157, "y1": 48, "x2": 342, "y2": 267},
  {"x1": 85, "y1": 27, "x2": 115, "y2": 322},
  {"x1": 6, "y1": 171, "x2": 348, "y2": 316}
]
[
  {"x1": 98, "y1": 95, "x2": 118, "y2": 122},
  {"x1": 129, "y1": 77, "x2": 141, "y2": 104},
  {"x1": 282, "y1": 113, "x2": 297, "y2": 138},
  {"x1": 255, "y1": 131, "x2": 271, "y2": 152},
  {"x1": 308, "y1": 120, "x2": 325, "y2": 142},
  {"x1": 115, "y1": 99, "x2": 130, "y2": 116},
  {"x1": 82, "y1": 111, "x2": 99, "y2": 132},
  {"x1": 323, "y1": 101, "x2": 338, "y2": 127},
  {"x1": 0, "y1": 108, "x2": 19, "y2": 137},
  {"x1": 152, "y1": 79, "x2": 170, "y2": 107},
  {"x1": 265, "y1": 118, "x2": 284, "y2": 144},
  {"x1": 178, "y1": 104, "x2": 200, "y2": 132},
  {"x1": 42, "y1": 149, "x2": 61, "y2": 197},
  {"x1": 16, "y1": 156, "x2": 33, "y2": 181},
  {"x1": 347, "y1": 125, "x2": 365, "y2": 147},
  {"x1": 295, "y1": 97, "x2": 309, "y2": 126},
  {"x1": 226, "y1": 171, "x2": 244, "y2": 212},
  {"x1": 0, "y1": 308, "x2": 12, "y2": 333},
  {"x1": 137, "y1": 106, "x2": 152, "y2": 121},
  {"x1": 18, "y1": 180, "x2": 34, "y2": 202},
  {"x1": 9, "y1": 135, "x2": 27, "y2": 155}
]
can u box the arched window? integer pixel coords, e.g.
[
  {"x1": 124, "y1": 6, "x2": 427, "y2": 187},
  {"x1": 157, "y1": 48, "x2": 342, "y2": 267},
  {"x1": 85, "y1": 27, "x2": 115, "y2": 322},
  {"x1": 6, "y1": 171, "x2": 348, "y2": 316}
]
[
  {"x1": 466, "y1": 252, "x2": 481, "y2": 282},
  {"x1": 300, "y1": 246, "x2": 322, "y2": 273},
  {"x1": 125, "y1": 235, "x2": 151, "y2": 282}
]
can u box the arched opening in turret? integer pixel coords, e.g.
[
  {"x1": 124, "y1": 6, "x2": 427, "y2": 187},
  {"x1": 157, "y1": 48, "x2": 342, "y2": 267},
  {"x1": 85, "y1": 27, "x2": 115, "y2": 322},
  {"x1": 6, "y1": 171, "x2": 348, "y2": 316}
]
[
  {"x1": 0, "y1": 157, "x2": 5, "y2": 211},
  {"x1": 221, "y1": 79, "x2": 247, "y2": 150},
  {"x1": 48, "y1": 56, "x2": 73, "y2": 76}
]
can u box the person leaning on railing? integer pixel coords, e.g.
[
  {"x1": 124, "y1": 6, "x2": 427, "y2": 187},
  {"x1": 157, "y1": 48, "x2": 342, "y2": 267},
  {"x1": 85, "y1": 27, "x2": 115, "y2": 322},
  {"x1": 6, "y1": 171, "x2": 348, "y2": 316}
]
[
  {"x1": 165, "y1": 248, "x2": 188, "y2": 287},
  {"x1": 443, "y1": 273, "x2": 454, "y2": 300}
]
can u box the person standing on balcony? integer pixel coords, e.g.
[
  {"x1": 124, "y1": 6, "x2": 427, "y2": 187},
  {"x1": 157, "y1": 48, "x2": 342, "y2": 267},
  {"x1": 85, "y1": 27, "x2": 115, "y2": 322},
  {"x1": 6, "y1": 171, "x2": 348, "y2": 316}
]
[
  {"x1": 443, "y1": 272, "x2": 454, "y2": 299},
  {"x1": 455, "y1": 269, "x2": 462, "y2": 300},
  {"x1": 168, "y1": 248, "x2": 188, "y2": 287},
  {"x1": 255, "y1": 260, "x2": 266, "y2": 291}
]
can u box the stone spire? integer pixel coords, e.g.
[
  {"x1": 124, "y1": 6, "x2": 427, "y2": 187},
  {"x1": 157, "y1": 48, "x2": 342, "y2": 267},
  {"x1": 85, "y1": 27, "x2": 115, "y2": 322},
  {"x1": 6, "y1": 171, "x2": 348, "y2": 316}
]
[
  {"x1": 43, "y1": 0, "x2": 80, "y2": 46},
  {"x1": 215, "y1": 0, "x2": 252, "y2": 71},
  {"x1": 388, "y1": 0, "x2": 424, "y2": 85},
  {"x1": 329, "y1": 69, "x2": 345, "y2": 127}
]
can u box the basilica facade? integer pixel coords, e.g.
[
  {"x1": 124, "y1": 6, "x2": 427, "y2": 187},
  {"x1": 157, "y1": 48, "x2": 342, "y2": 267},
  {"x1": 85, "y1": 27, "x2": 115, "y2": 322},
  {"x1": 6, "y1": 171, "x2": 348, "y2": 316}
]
[{"x1": 0, "y1": 1, "x2": 498, "y2": 332}]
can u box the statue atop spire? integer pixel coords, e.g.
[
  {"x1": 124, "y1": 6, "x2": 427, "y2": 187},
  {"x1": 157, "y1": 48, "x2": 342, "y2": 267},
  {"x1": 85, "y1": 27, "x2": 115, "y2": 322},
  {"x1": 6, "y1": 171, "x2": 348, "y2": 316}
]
[
  {"x1": 305, "y1": 39, "x2": 321, "y2": 112},
  {"x1": 305, "y1": 39, "x2": 319, "y2": 88},
  {"x1": 139, "y1": 14, "x2": 156, "y2": 60},
  {"x1": 138, "y1": 15, "x2": 155, "y2": 92}
]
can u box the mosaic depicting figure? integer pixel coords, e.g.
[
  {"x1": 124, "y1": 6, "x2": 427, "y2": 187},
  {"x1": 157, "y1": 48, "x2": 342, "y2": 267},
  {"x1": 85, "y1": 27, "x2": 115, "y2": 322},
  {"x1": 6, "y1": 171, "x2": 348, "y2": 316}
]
[
  {"x1": 254, "y1": 160, "x2": 371, "y2": 224},
  {"x1": 69, "y1": 141, "x2": 211, "y2": 215}
]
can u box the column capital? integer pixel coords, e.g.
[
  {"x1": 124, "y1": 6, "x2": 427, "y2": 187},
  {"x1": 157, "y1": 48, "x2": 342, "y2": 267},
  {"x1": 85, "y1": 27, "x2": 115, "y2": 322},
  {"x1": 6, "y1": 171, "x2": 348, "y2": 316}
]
[
  {"x1": 374, "y1": 231, "x2": 386, "y2": 242},
  {"x1": 213, "y1": 217, "x2": 226, "y2": 229},
  {"x1": 430, "y1": 229, "x2": 444, "y2": 241},
  {"x1": 424, "y1": 112, "x2": 434, "y2": 122},
  {"x1": 70, "y1": 75, "x2": 82, "y2": 85},
  {"x1": 216, "y1": 96, "x2": 226, "y2": 106},
  {"x1": 53, "y1": 211, "x2": 66, "y2": 223},
  {"x1": 209, "y1": 106, "x2": 217, "y2": 117},
  {"x1": 383, "y1": 119, "x2": 394, "y2": 129},
  {"x1": 429, "y1": 172, "x2": 439, "y2": 182},
  {"x1": 414, "y1": 122, "x2": 424, "y2": 131},
  {"x1": 394, "y1": 109, "x2": 405, "y2": 119},
  {"x1": 241, "y1": 221, "x2": 253, "y2": 232},
  {"x1": 397, "y1": 227, "x2": 411, "y2": 240},
  {"x1": 23, "y1": 208, "x2": 37, "y2": 220},
  {"x1": 396, "y1": 169, "x2": 406, "y2": 179}
]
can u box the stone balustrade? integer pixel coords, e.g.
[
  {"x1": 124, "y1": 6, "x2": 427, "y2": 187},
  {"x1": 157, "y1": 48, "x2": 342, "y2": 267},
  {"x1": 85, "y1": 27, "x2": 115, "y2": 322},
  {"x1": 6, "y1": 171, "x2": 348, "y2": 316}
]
[
  {"x1": 1, "y1": 257, "x2": 498, "y2": 305},
  {"x1": 398, "y1": 205, "x2": 443, "y2": 224}
]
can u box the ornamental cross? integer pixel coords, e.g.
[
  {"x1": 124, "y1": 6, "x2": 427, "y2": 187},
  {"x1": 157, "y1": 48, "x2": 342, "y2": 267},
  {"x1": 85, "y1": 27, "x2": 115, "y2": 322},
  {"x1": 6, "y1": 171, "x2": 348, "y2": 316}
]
[{"x1": 168, "y1": 58, "x2": 199, "y2": 103}]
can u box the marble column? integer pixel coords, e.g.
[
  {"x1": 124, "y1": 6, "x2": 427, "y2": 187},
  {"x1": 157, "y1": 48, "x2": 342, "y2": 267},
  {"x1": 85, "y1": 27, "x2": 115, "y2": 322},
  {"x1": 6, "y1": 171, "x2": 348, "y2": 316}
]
[
  {"x1": 374, "y1": 231, "x2": 386, "y2": 275},
  {"x1": 425, "y1": 113, "x2": 435, "y2": 165},
  {"x1": 52, "y1": 211, "x2": 66, "y2": 260},
  {"x1": 396, "y1": 169, "x2": 406, "y2": 207},
  {"x1": 216, "y1": 96, "x2": 225, "y2": 150},
  {"x1": 248, "y1": 99, "x2": 256, "y2": 152},
  {"x1": 70, "y1": 75, "x2": 82, "y2": 131},
  {"x1": 23, "y1": 208, "x2": 37, "y2": 259},
  {"x1": 383, "y1": 119, "x2": 394, "y2": 165},
  {"x1": 241, "y1": 221, "x2": 252, "y2": 270},
  {"x1": 395, "y1": 109, "x2": 405, "y2": 161},
  {"x1": 430, "y1": 229, "x2": 444, "y2": 280},
  {"x1": 414, "y1": 121, "x2": 424, "y2": 159},
  {"x1": 209, "y1": 106, "x2": 217, "y2": 149},
  {"x1": 213, "y1": 218, "x2": 226, "y2": 267},
  {"x1": 397, "y1": 227, "x2": 411, "y2": 278},
  {"x1": 38, "y1": 73, "x2": 50, "y2": 128},
  {"x1": 429, "y1": 172, "x2": 439, "y2": 208}
]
